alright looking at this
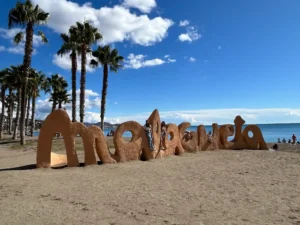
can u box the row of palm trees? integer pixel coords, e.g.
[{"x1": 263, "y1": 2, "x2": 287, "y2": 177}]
[
  {"x1": 57, "y1": 22, "x2": 124, "y2": 130},
  {"x1": 1, "y1": 0, "x2": 124, "y2": 145},
  {"x1": 0, "y1": 66, "x2": 70, "y2": 140}
]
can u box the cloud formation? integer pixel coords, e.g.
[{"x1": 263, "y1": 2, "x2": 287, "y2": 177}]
[
  {"x1": 52, "y1": 54, "x2": 96, "y2": 72},
  {"x1": 178, "y1": 26, "x2": 201, "y2": 42},
  {"x1": 34, "y1": 87, "x2": 300, "y2": 125},
  {"x1": 122, "y1": 0, "x2": 157, "y2": 13},
  {"x1": 32, "y1": 0, "x2": 173, "y2": 46},
  {"x1": 189, "y1": 57, "x2": 196, "y2": 62},
  {"x1": 179, "y1": 20, "x2": 189, "y2": 27},
  {"x1": 0, "y1": 28, "x2": 43, "y2": 55},
  {"x1": 124, "y1": 53, "x2": 176, "y2": 69}
]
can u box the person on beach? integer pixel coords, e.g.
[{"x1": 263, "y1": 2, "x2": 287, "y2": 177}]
[
  {"x1": 143, "y1": 120, "x2": 156, "y2": 151},
  {"x1": 277, "y1": 138, "x2": 281, "y2": 143},
  {"x1": 207, "y1": 131, "x2": 213, "y2": 143},
  {"x1": 282, "y1": 138, "x2": 287, "y2": 143},
  {"x1": 292, "y1": 134, "x2": 296, "y2": 144},
  {"x1": 160, "y1": 121, "x2": 167, "y2": 150},
  {"x1": 272, "y1": 144, "x2": 278, "y2": 150},
  {"x1": 183, "y1": 131, "x2": 192, "y2": 141}
]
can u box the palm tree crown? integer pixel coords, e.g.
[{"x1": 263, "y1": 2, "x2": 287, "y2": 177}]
[
  {"x1": 8, "y1": 0, "x2": 49, "y2": 44},
  {"x1": 90, "y1": 45, "x2": 124, "y2": 71}
]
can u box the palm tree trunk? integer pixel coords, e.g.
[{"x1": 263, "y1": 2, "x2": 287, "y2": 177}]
[
  {"x1": 52, "y1": 101, "x2": 55, "y2": 112},
  {"x1": 71, "y1": 52, "x2": 77, "y2": 122},
  {"x1": 58, "y1": 101, "x2": 62, "y2": 109},
  {"x1": 12, "y1": 89, "x2": 21, "y2": 140},
  {"x1": 25, "y1": 96, "x2": 30, "y2": 135},
  {"x1": 20, "y1": 22, "x2": 34, "y2": 145},
  {"x1": 79, "y1": 45, "x2": 87, "y2": 123},
  {"x1": 24, "y1": 96, "x2": 28, "y2": 134},
  {"x1": 7, "y1": 88, "x2": 12, "y2": 134},
  {"x1": 7, "y1": 106, "x2": 11, "y2": 134},
  {"x1": 30, "y1": 93, "x2": 36, "y2": 137},
  {"x1": 100, "y1": 64, "x2": 108, "y2": 131},
  {"x1": 51, "y1": 98, "x2": 57, "y2": 112},
  {"x1": 10, "y1": 99, "x2": 14, "y2": 135},
  {"x1": 0, "y1": 87, "x2": 6, "y2": 139}
]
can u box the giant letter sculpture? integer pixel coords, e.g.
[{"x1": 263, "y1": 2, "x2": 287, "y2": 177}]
[
  {"x1": 112, "y1": 109, "x2": 184, "y2": 162},
  {"x1": 179, "y1": 115, "x2": 268, "y2": 152},
  {"x1": 36, "y1": 109, "x2": 116, "y2": 168},
  {"x1": 36, "y1": 110, "x2": 268, "y2": 169}
]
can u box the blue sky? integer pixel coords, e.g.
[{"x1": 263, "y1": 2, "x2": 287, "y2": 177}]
[{"x1": 0, "y1": 0, "x2": 300, "y2": 125}]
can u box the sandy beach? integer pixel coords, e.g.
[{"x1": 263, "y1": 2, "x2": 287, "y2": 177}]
[{"x1": 1, "y1": 138, "x2": 300, "y2": 225}]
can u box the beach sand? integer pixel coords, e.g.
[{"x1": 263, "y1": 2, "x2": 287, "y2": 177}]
[{"x1": 0, "y1": 138, "x2": 300, "y2": 225}]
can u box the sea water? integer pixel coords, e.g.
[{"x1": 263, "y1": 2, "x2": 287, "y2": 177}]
[{"x1": 33, "y1": 123, "x2": 300, "y2": 143}]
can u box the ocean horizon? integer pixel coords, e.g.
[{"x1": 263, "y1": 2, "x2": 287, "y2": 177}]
[{"x1": 33, "y1": 123, "x2": 300, "y2": 143}]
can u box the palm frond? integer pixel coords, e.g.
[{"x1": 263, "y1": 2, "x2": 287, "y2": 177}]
[
  {"x1": 60, "y1": 33, "x2": 69, "y2": 42},
  {"x1": 14, "y1": 31, "x2": 24, "y2": 44},
  {"x1": 90, "y1": 59, "x2": 99, "y2": 68},
  {"x1": 37, "y1": 30, "x2": 48, "y2": 43}
]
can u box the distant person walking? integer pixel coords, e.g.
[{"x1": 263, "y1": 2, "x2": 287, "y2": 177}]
[{"x1": 292, "y1": 134, "x2": 297, "y2": 144}]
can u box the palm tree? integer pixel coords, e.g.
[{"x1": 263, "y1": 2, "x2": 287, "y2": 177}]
[
  {"x1": 90, "y1": 45, "x2": 124, "y2": 131},
  {"x1": 47, "y1": 74, "x2": 69, "y2": 111},
  {"x1": 57, "y1": 90, "x2": 71, "y2": 109},
  {"x1": 6, "y1": 91, "x2": 17, "y2": 134},
  {"x1": 0, "y1": 69, "x2": 8, "y2": 139},
  {"x1": 29, "y1": 70, "x2": 47, "y2": 136},
  {"x1": 57, "y1": 30, "x2": 80, "y2": 122},
  {"x1": 8, "y1": 0, "x2": 49, "y2": 145},
  {"x1": 70, "y1": 21, "x2": 102, "y2": 123},
  {"x1": 6, "y1": 66, "x2": 23, "y2": 140}
]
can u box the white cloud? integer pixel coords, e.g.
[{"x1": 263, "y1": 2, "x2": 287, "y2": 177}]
[
  {"x1": 5, "y1": 45, "x2": 37, "y2": 55},
  {"x1": 6, "y1": 46, "x2": 24, "y2": 55},
  {"x1": 32, "y1": 0, "x2": 173, "y2": 46},
  {"x1": 69, "y1": 89, "x2": 99, "y2": 97},
  {"x1": 0, "y1": 46, "x2": 5, "y2": 51},
  {"x1": 36, "y1": 89, "x2": 101, "y2": 120},
  {"x1": 167, "y1": 58, "x2": 176, "y2": 63},
  {"x1": 89, "y1": 108, "x2": 300, "y2": 125},
  {"x1": 124, "y1": 53, "x2": 175, "y2": 69},
  {"x1": 0, "y1": 28, "x2": 42, "y2": 55},
  {"x1": 52, "y1": 54, "x2": 95, "y2": 73},
  {"x1": 34, "y1": 85, "x2": 300, "y2": 125},
  {"x1": 189, "y1": 57, "x2": 196, "y2": 62},
  {"x1": 164, "y1": 55, "x2": 170, "y2": 58},
  {"x1": 179, "y1": 20, "x2": 189, "y2": 27},
  {"x1": 178, "y1": 26, "x2": 201, "y2": 43},
  {"x1": 122, "y1": 0, "x2": 157, "y2": 13},
  {"x1": 0, "y1": 28, "x2": 44, "y2": 46},
  {"x1": 178, "y1": 33, "x2": 192, "y2": 42}
]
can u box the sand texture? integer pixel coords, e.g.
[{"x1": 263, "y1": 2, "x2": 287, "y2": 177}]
[{"x1": 1, "y1": 142, "x2": 300, "y2": 225}]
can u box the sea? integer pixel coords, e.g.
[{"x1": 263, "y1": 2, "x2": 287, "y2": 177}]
[{"x1": 32, "y1": 123, "x2": 300, "y2": 143}]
